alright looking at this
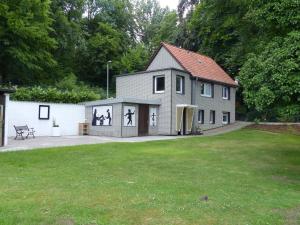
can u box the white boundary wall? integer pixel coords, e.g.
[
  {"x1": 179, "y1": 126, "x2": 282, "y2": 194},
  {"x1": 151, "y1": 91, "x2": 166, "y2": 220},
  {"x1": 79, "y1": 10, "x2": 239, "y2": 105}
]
[{"x1": 6, "y1": 100, "x2": 85, "y2": 137}]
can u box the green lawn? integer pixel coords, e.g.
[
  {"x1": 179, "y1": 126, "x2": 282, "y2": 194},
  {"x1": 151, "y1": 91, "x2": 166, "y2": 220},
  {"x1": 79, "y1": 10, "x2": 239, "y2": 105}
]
[{"x1": 0, "y1": 128, "x2": 299, "y2": 225}]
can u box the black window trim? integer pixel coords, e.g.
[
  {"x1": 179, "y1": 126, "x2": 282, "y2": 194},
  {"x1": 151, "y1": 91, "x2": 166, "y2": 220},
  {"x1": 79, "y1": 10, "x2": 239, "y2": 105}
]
[
  {"x1": 222, "y1": 111, "x2": 230, "y2": 124},
  {"x1": 176, "y1": 75, "x2": 185, "y2": 95},
  {"x1": 200, "y1": 82, "x2": 213, "y2": 98},
  {"x1": 222, "y1": 86, "x2": 230, "y2": 100},
  {"x1": 153, "y1": 75, "x2": 165, "y2": 94},
  {"x1": 209, "y1": 110, "x2": 215, "y2": 124},
  {"x1": 198, "y1": 109, "x2": 204, "y2": 124}
]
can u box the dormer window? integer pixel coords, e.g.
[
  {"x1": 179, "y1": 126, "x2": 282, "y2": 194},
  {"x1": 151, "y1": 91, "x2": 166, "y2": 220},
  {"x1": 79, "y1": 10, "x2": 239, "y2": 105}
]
[{"x1": 200, "y1": 83, "x2": 213, "y2": 97}]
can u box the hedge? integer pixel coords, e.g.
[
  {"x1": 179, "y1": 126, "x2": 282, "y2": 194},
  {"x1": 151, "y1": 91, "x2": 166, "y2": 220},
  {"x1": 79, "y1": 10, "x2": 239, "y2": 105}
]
[{"x1": 10, "y1": 86, "x2": 101, "y2": 104}]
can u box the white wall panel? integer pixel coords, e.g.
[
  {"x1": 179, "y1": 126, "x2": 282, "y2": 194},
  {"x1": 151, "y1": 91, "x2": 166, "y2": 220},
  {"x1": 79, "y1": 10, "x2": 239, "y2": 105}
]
[{"x1": 7, "y1": 101, "x2": 85, "y2": 137}]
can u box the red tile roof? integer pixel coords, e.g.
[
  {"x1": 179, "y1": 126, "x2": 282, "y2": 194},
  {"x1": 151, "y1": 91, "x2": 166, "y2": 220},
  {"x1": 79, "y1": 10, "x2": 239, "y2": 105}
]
[{"x1": 160, "y1": 42, "x2": 237, "y2": 86}]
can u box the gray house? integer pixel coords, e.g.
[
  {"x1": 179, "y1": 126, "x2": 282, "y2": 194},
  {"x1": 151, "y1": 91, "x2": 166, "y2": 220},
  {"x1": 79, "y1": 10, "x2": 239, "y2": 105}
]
[{"x1": 85, "y1": 43, "x2": 238, "y2": 137}]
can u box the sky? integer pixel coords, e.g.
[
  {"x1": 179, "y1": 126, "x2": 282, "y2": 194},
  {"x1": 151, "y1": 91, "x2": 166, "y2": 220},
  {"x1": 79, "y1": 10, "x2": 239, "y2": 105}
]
[{"x1": 158, "y1": 0, "x2": 178, "y2": 10}]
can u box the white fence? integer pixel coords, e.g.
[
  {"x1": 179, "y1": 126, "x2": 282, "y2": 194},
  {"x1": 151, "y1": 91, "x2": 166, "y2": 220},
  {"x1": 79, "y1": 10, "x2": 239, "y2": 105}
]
[{"x1": 7, "y1": 100, "x2": 86, "y2": 137}]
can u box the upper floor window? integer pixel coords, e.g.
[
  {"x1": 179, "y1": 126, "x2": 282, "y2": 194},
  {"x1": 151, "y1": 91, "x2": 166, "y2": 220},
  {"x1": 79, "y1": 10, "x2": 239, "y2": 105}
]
[
  {"x1": 200, "y1": 83, "x2": 213, "y2": 97},
  {"x1": 154, "y1": 76, "x2": 165, "y2": 93},
  {"x1": 176, "y1": 75, "x2": 184, "y2": 94},
  {"x1": 222, "y1": 86, "x2": 230, "y2": 100}
]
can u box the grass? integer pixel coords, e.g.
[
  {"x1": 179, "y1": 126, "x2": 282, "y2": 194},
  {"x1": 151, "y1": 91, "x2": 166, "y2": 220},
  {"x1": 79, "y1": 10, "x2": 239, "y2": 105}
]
[{"x1": 0, "y1": 128, "x2": 299, "y2": 225}]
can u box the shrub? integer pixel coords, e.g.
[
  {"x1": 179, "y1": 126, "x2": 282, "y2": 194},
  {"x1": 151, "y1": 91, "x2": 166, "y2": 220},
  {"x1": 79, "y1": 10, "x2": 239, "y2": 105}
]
[{"x1": 10, "y1": 86, "x2": 102, "y2": 104}]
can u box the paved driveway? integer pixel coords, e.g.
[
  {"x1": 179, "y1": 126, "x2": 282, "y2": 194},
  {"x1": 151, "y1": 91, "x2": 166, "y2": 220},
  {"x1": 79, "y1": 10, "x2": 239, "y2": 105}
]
[{"x1": 1, "y1": 122, "x2": 250, "y2": 152}]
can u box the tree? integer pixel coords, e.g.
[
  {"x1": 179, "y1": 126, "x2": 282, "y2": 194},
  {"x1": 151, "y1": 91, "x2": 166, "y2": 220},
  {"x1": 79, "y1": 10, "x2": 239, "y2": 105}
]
[
  {"x1": 152, "y1": 11, "x2": 179, "y2": 47},
  {"x1": 117, "y1": 43, "x2": 149, "y2": 73},
  {"x1": 133, "y1": 0, "x2": 170, "y2": 50},
  {"x1": 178, "y1": 0, "x2": 199, "y2": 21},
  {"x1": 0, "y1": 0, "x2": 57, "y2": 85},
  {"x1": 187, "y1": 0, "x2": 252, "y2": 76},
  {"x1": 239, "y1": 32, "x2": 300, "y2": 121},
  {"x1": 50, "y1": 0, "x2": 86, "y2": 78},
  {"x1": 76, "y1": 22, "x2": 124, "y2": 86}
]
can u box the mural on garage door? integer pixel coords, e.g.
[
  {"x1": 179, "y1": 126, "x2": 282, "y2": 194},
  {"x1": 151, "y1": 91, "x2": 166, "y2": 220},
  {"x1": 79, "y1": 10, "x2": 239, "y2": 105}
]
[
  {"x1": 92, "y1": 105, "x2": 112, "y2": 126},
  {"x1": 149, "y1": 107, "x2": 157, "y2": 127},
  {"x1": 123, "y1": 106, "x2": 135, "y2": 126}
]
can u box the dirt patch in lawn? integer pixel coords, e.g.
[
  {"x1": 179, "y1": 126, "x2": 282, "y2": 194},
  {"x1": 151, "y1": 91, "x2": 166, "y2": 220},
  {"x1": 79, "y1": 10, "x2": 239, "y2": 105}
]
[
  {"x1": 274, "y1": 206, "x2": 300, "y2": 225},
  {"x1": 247, "y1": 124, "x2": 300, "y2": 135},
  {"x1": 55, "y1": 218, "x2": 74, "y2": 225}
]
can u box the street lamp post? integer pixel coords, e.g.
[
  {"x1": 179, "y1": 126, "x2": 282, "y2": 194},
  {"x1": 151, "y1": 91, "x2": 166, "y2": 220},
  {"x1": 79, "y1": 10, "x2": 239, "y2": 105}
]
[{"x1": 106, "y1": 60, "x2": 112, "y2": 99}]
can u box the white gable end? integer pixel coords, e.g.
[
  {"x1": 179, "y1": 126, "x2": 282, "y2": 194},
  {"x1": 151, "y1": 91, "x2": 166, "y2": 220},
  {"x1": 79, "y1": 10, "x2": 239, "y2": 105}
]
[{"x1": 147, "y1": 46, "x2": 184, "y2": 71}]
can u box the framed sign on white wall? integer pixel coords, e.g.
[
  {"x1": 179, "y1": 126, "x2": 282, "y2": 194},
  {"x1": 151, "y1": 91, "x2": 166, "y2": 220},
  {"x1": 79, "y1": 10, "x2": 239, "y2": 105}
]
[
  {"x1": 39, "y1": 105, "x2": 50, "y2": 120},
  {"x1": 123, "y1": 106, "x2": 136, "y2": 127},
  {"x1": 92, "y1": 105, "x2": 113, "y2": 126},
  {"x1": 149, "y1": 107, "x2": 157, "y2": 127}
]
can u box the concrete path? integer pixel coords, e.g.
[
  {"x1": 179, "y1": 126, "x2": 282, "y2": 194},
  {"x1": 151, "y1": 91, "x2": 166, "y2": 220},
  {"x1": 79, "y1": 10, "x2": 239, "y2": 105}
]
[{"x1": 0, "y1": 121, "x2": 250, "y2": 152}]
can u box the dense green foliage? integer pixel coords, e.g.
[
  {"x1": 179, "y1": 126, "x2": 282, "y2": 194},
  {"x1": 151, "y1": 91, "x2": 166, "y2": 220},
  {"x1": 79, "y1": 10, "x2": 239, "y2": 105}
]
[
  {"x1": 0, "y1": 0, "x2": 57, "y2": 84},
  {"x1": 185, "y1": 0, "x2": 300, "y2": 121},
  {"x1": 11, "y1": 86, "x2": 101, "y2": 103},
  {"x1": 239, "y1": 32, "x2": 300, "y2": 121},
  {"x1": 0, "y1": 129, "x2": 300, "y2": 224},
  {"x1": 0, "y1": 0, "x2": 299, "y2": 119},
  {"x1": 11, "y1": 74, "x2": 103, "y2": 103}
]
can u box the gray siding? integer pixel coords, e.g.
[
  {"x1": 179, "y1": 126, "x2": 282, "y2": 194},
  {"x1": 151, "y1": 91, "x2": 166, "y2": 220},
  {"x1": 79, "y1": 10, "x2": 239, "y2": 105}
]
[
  {"x1": 192, "y1": 81, "x2": 236, "y2": 130},
  {"x1": 121, "y1": 103, "x2": 139, "y2": 137},
  {"x1": 86, "y1": 103, "x2": 122, "y2": 137},
  {"x1": 147, "y1": 47, "x2": 183, "y2": 71},
  {"x1": 117, "y1": 70, "x2": 172, "y2": 135}
]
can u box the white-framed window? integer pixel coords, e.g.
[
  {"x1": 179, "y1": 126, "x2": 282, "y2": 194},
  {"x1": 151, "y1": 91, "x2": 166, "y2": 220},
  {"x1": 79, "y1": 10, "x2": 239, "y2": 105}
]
[
  {"x1": 176, "y1": 75, "x2": 184, "y2": 94},
  {"x1": 200, "y1": 83, "x2": 213, "y2": 97},
  {"x1": 154, "y1": 76, "x2": 165, "y2": 93},
  {"x1": 222, "y1": 86, "x2": 229, "y2": 99},
  {"x1": 209, "y1": 110, "x2": 215, "y2": 124},
  {"x1": 198, "y1": 110, "x2": 204, "y2": 124},
  {"x1": 222, "y1": 112, "x2": 230, "y2": 124}
]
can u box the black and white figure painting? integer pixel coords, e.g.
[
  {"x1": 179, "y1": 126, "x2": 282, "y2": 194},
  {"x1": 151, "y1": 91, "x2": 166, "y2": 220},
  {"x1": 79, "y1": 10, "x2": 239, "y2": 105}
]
[
  {"x1": 149, "y1": 107, "x2": 157, "y2": 127},
  {"x1": 123, "y1": 106, "x2": 136, "y2": 127},
  {"x1": 92, "y1": 106, "x2": 112, "y2": 126}
]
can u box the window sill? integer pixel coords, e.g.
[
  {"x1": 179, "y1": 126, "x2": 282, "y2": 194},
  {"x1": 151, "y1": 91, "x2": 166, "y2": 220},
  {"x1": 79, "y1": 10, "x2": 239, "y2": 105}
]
[
  {"x1": 201, "y1": 94, "x2": 212, "y2": 98},
  {"x1": 222, "y1": 97, "x2": 229, "y2": 100},
  {"x1": 154, "y1": 91, "x2": 165, "y2": 94}
]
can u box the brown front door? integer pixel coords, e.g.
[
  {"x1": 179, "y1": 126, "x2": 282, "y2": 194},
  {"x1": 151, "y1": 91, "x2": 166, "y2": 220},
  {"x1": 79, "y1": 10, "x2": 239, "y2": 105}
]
[{"x1": 138, "y1": 104, "x2": 149, "y2": 136}]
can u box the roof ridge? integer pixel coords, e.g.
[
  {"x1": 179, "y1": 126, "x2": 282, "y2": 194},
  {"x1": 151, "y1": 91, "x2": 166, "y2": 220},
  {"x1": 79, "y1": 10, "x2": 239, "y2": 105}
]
[{"x1": 162, "y1": 42, "x2": 212, "y2": 60}]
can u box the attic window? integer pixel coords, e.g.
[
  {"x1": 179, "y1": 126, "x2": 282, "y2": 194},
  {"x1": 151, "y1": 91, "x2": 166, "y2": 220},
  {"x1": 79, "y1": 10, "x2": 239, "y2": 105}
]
[{"x1": 198, "y1": 60, "x2": 202, "y2": 64}]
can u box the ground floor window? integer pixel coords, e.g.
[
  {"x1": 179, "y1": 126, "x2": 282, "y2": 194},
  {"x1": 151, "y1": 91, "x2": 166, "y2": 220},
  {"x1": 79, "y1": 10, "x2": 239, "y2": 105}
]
[
  {"x1": 210, "y1": 110, "x2": 215, "y2": 124},
  {"x1": 222, "y1": 112, "x2": 230, "y2": 124},
  {"x1": 198, "y1": 110, "x2": 204, "y2": 124}
]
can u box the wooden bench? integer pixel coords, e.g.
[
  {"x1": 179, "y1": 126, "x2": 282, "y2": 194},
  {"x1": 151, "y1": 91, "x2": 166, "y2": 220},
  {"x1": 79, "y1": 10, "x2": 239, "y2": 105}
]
[{"x1": 14, "y1": 125, "x2": 35, "y2": 140}]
